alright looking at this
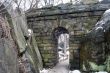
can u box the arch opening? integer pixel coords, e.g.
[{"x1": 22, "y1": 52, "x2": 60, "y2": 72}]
[{"x1": 53, "y1": 27, "x2": 69, "y2": 62}]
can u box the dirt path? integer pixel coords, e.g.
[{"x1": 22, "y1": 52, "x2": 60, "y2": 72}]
[{"x1": 40, "y1": 59, "x2": 69, "y2": 73}]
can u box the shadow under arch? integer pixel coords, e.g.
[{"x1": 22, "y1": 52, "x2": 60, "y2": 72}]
[{"x1": 52, "y1": 27, "x2": 69, "y2": 41}]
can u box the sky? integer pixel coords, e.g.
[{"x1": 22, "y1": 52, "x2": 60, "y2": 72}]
[{"x1": 0, "y1": 0, "x2": 102, "y2": 11}]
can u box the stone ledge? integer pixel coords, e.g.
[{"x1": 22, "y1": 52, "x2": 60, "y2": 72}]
[{"x1": 26, "y1": 3, "x2": 110, "y2": 18}]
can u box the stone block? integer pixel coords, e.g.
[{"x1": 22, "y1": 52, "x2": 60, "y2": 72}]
[
  {"x1": 74, "y1": 30, "x2": 85, "y2": 35},
  {"x1": 42, "y1": 40, "x2": 53, "y2": 44},
  {"x1": 42, "y1": 36, "x2": 52, "y2": 40},
  {"x1": 45, "y1": 63, "x2": 54, "y2": 68},
  {"x1": 41, "y1": 44, "x2": 55, "y2": 47},
  {"x1": 70, "y1": 44, "x2": 79, "y2": 48},
  {"x1": 34, "y1": 33, "x2": 41, "y2": 36},
  {"x1": 82, "y1": 0, "x2": 99, "y2": 4},
  {"x1": 42, "y1": 54, "x2": 53, "y2": 58},
  {"x1": 44, "y1": 58, "x2": 49, "y2": 62}
]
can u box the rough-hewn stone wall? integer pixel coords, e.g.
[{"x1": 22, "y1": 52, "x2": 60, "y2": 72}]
[
  {"x1": 27, "y1": 16, "x2": 100, "y2": 69},
  {"x1": 26, "y1": 3, "x2": 110, "y2": 69}
]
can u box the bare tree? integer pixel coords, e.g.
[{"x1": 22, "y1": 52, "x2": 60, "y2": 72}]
[{"x1": 43, "y1": 0, "x2": 54, "y2": 6}]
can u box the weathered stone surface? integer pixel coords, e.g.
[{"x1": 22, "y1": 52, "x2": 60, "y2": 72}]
[
  {"x1": 100, "y1": 0, "x2": 110, "y2": 3},
  {"x1": 80, "y1": 9, "x2": 110, "y2": 72},
  {"x1": 8, "y1": 7, "x2": 43, "y2": 73},
  {"x1": 82, "y1": 0, "x2": 99, "y2": 4},
  {"x1": 0, "y1": 16, "x2": 18, "y2": 73},
  {"x1": 26, "y1": 3, "x2": 110, "y2": 18}
]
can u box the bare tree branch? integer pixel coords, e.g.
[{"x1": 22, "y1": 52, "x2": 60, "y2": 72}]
[
  {"x1": 32, "y1": 0, "x2": 40, "y2": 8},
  {"x1": 0, "y1": 0, "x2": 8, "y2": 8},
  {"x1": 18, "y1": 0, "x2": 23, "y2": 8},
  {"x1": 23, "y1": 0, "x2": 26, "y2": 11},
  {"x1": 29, "y1": 0, "x2": 34, "y2": 9},
  {"x1": 0, "y1": 0, "x2": 13, "y2": 13}
]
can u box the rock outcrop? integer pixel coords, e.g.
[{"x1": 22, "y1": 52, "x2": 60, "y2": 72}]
[{"x1": 80, "y1": 9, "x2": 110, "y2": 72}]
